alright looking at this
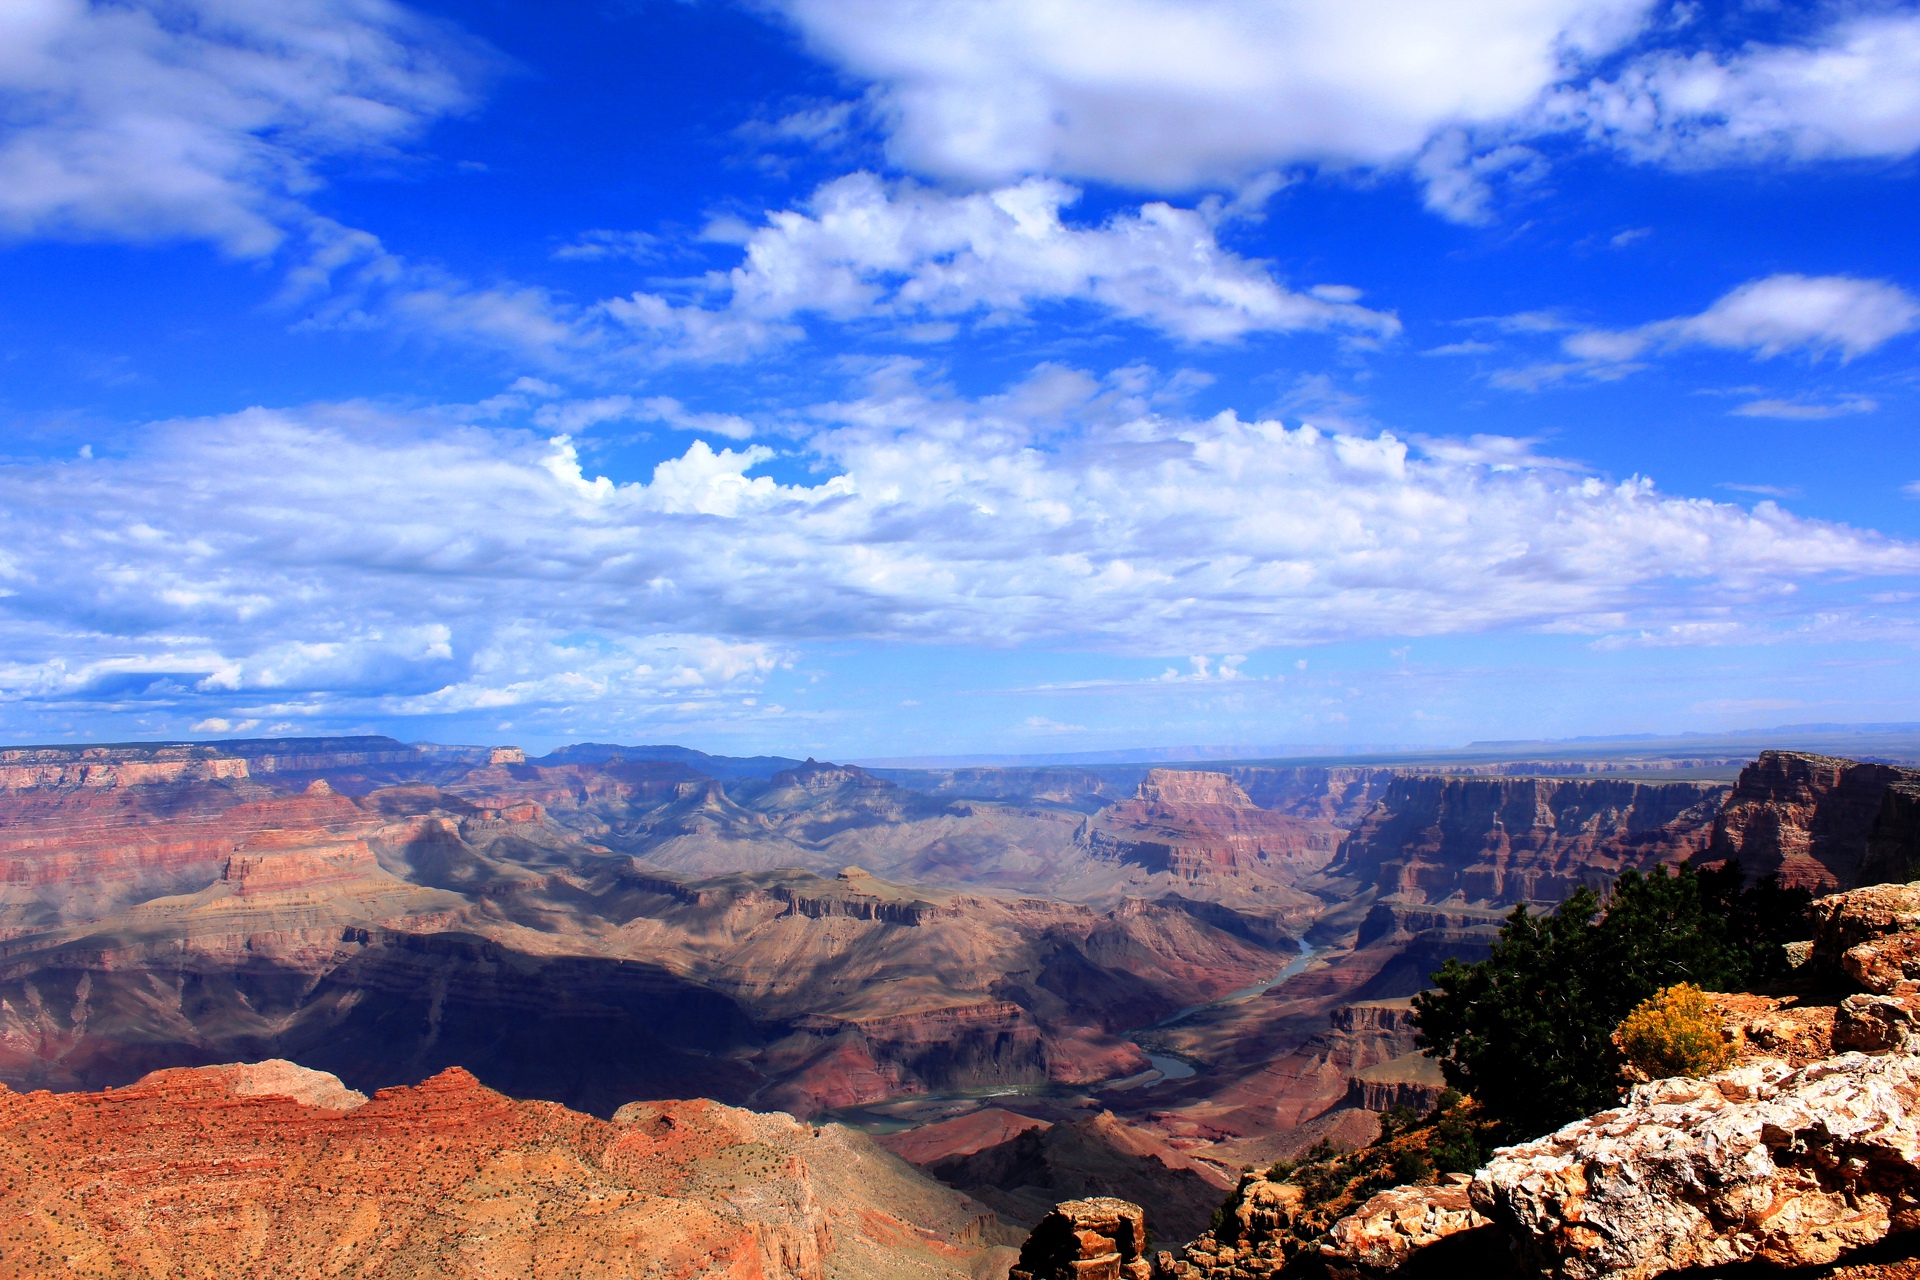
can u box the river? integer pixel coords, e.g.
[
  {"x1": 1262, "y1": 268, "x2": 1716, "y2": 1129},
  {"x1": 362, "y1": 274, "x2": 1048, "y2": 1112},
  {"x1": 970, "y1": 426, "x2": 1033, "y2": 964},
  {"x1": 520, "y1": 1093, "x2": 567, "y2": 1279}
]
[{"x1": 824, "y1": 936, "x2": 1324, "y2": 1132}]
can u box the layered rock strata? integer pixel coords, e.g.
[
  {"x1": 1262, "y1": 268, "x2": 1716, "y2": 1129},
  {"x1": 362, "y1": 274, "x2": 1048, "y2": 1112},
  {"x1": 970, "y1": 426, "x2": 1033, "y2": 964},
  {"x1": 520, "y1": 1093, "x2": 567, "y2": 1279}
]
[
  {"x1": 1711, "y1": 751, "x2": 1920, "y2": 889},
  {"x1": 0, "y1": 1060, "x2": 1015, "y2": 1280},
  {"x1": 1010, "y1": 1196, "x2": 1152, "y2": 1280},
  {"x1": 1083, "y1": 770, "x2": 1340, "y2": 882},
  {"x1": 1325, "y1": 776, "x2": 1727, "y2": 906},
  {"x1": 0, "y1": 772, "x2": 1282, "y2": 1117}
]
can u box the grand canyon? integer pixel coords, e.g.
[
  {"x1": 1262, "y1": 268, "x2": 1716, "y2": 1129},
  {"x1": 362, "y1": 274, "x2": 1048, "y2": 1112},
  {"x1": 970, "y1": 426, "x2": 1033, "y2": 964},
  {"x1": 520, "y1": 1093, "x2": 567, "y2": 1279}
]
[{"x1": 7, "y1": 733, "x2": 1920, "y2": 1276}]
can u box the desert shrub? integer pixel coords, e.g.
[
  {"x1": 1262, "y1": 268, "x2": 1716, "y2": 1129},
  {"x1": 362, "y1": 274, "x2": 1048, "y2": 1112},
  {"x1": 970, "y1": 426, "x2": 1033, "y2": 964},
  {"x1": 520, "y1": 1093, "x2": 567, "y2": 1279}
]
[
  {"x1": 1377, "y1": 1105, "x2": 1421, "y2": 1140},
  {"x1": 1612, "y1": 982, "x2": 1733, "y2": 1078},
  {"x1": 1392, "y1": 1147, "x2": 1434, "y2": 1184},
  {"x1": 1425, "y1": 1103, "x2": 1485, "y2": 1175},
  {"x1": 1412, "y1": 861, "x2": 1809, "y2": 1140}
]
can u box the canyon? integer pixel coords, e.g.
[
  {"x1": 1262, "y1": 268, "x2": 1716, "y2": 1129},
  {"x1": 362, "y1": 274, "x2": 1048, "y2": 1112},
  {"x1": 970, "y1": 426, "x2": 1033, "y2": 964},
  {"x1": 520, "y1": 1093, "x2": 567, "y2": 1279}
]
[{"x1": 5, "y1": 735, "x2": 1919, "y2": 1276}]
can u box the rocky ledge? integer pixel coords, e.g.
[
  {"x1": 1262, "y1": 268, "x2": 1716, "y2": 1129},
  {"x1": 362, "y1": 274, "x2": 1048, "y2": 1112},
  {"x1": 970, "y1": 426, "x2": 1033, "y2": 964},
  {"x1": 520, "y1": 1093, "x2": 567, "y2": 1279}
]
[
  {"x1": 1473, "y1": 1049, "x2": 1920, "y2": 1279},
  {"x1": 0, "y1": 1059, "x2": 1016, "y2": 1279},
  {"x1": 1010, "y1": 1196, "x2": 1152, "y2": 1279},
  {"x1": 1118, "y1": 880, "x2": 1920, "y2": 1280}
]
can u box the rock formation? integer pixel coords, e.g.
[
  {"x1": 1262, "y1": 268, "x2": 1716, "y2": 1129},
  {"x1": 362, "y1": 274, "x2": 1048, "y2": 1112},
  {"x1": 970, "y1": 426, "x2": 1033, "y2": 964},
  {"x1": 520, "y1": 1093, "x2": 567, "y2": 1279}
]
[
  {"x1": 922, "y1": 1109, "x2": 1230, "y2": 1240},
  {"x1": 17, "y1": 731, "x2": 1920, "y2": 1264},
  {"x1": 1010, "y1": 1197, "x2": 1152, "y2": 1280},
  {"x1": 0, "y1": 764, "x2": 1285, "y2": 1118},
  {"x1": 1083, "y1": 769, "x2": 1341, "y2": 883},
  {"x1": 0, "y1": 1060, "x2": 1017, "y2": 1279},
  {"x1": 1324, "y1": 775, "x2": 1727, "y2": 906},
  {"x1": 1710, "y1": 751, "x2": 1920, "y2": 888},
  {"x1": 1319, "y1": 1177, "x2": 1496, "y2": 1280},
  {"x1": 1401, "y1": 883, "x2": 1920, "y2": 1280},
  {"x1": 877, "y1": 1106, "x2": 1052, "y2": 1165},
  {"x1": 1471, "y1": 1049, "x2": 1920, "y2": 1279}
]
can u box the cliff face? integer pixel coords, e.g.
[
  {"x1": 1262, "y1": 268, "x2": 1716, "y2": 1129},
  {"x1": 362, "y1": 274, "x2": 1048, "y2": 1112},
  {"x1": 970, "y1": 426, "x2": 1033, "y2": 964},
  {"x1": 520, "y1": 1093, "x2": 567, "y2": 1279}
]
[
  {"x1": 0, "y1": 1060, "x2": 1015, "y2": 1280},
  {"x1": 0, "y1": 759, "x2": 1285, "y2": 1119},
  {"x1": 1711, "y1": 751, "x2": 1920, "y2": 889},
  {"x1": 1084, "y1": 769, "x2": 1340, "y2": 883},
  {"x1": 1325, "y1": 776, "x2": 1727, "y2": 907},
  {"x1": 0, "y1": 767, "x2": 389, "y2": 933}
]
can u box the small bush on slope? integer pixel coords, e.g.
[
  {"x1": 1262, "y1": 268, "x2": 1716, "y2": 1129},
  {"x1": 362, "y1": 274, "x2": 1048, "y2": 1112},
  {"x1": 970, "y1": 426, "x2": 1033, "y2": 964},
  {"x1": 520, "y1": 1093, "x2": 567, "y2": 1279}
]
[
  {"x1": 1612, "y1": 982, "x2": 1734, "y2": 1079},
  {"x1": 1192, "y1": 1092, "x2": 1496, "y2": 1267},
  {"x1": 1411, "y1": 861, "x2": 1811, "y2": 1141}
]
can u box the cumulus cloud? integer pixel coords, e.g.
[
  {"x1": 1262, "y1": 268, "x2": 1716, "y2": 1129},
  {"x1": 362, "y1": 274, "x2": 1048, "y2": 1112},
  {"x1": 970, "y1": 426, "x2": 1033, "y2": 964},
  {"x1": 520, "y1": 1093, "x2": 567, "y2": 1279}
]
[
  {"x1": 767, "y1": 0, "x2": 1654, "y2": 189},
  {"x1": 282, "y1": 174, "x2": 1385, "y2": 366},
  {"x1": 761, "y1": 2, "x2": 1920, "y2": 223},
  {"x1": 0, "y1": 371, "x2": 1912, "y2": 727},
  {"x1": 1560, "y1": 274, "x2": 1920, "y2": 365},
  {"x1": 1551, "y1": 11, "x2": 1920, "y2": 166},
  {"x1": 603, "y1": 173, "x2": 1399, "y2": 356},
  {"x1": 0, "y1": 0, "x2": 477, "y2": 255}
]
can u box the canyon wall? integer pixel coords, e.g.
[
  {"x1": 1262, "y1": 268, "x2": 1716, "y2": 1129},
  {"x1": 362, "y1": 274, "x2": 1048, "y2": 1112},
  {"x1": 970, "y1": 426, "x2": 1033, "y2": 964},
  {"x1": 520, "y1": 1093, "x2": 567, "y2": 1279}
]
[
  {"x1": 1323, "y1": 775, "x2": 1728, "y2": 907},
  {"x1": 1710, "y1": 750, "x2": 1920, "y2": 889},
  {"x1": 0, "y1": 752, "x2": 1289, "y2": 1118}
]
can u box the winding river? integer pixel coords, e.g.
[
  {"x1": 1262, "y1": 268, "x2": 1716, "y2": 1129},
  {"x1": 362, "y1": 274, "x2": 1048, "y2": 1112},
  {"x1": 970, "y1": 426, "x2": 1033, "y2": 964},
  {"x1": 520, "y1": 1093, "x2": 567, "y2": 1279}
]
[{"x1": 826, "y1": 937, "x2": 1325, "y2": 1132}]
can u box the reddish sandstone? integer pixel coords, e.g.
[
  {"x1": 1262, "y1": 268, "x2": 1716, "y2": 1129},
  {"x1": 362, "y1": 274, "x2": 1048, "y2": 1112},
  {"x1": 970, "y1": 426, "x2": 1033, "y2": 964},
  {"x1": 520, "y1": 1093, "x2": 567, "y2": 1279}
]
[{"x1": 0, "y1": 1061, "x2": 1010, "y2": 1279}]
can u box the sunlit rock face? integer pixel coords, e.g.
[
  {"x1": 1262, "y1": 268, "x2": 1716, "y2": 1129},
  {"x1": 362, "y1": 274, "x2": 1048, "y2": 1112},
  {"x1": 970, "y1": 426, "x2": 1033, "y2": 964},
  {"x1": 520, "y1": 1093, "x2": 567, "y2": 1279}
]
[
  {"x1": 1472, "y1": 1049, "x2": 1920, "y2": 1280},
  {"x1": 1710, "y1": 750, "x2": 1920, "y2": 889},
  {"x1": 0, "y1": 1061, "x2": 1017, "y2": 1280},
  {"x1": 1324, "y1": 775, "x2": 1728, "y2": 907}
]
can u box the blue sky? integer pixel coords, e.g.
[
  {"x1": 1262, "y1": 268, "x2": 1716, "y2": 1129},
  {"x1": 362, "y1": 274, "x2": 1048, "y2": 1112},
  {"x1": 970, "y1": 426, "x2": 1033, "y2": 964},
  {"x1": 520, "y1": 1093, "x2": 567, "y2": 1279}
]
[{"x1": 2, "y1": 0, "x2": 1920, "y2": 756}]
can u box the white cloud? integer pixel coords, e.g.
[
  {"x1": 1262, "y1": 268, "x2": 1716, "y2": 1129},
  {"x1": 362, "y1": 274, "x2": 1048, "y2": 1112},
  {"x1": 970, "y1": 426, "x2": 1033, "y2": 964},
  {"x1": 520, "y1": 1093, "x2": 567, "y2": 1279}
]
[
  {"x1": 1732, "y1": 396, "x2": 1878, "y2": 421},
  {"x1": 0, "y1": 371, "x2": 1912, "y2": 728},
  {"x1": 1551, "y1": 11, "x2": 1920, "y2": 166},
  {"x1": 768, "y1": 0, "x2": 1655, "y2": 189},
  {"x1": 0, "y1": 0, "x2": 476, "y2": 255},
  {"x1": 603, "y1": 173, "x2": 1399, "y2": 356},
  {"x1": 764, "y1": 3, "x2": 1920, "y2": 224},
  {"x1": 1558, "y1": 274, "x2": 1920, "y2": 367}
]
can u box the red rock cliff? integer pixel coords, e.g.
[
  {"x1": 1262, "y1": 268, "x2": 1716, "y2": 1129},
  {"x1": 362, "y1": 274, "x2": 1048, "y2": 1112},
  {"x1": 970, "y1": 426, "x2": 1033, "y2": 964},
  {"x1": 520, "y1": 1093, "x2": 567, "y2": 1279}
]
[
  {"x1": 0, "y1": 1060, "x2": 1012, "y2": 1280},
  {"x1": 1086, "y1": 770, "x2": 1339, "y2": 881},
  {"x1": 1710, "y1": 750, "x2": 1920, "y2": 889},
  {"x1": 1326, "y1": 775, "x2": 1727, "y2": 906}
]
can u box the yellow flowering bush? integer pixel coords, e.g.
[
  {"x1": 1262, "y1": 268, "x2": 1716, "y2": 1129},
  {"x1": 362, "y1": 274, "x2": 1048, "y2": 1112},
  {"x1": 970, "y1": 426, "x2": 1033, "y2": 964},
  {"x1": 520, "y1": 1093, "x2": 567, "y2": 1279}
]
[{"x1": 1612, "y1": 982, "x2": 1733, "y2": 1079}]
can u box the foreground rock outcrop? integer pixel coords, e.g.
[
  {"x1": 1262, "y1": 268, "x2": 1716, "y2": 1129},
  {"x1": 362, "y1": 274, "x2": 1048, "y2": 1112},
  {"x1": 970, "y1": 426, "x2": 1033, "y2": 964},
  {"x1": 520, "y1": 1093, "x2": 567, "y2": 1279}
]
[
  {"x1": 1471, "y1": 1049, "x2": 1920, "y2": 1279},
  {"x1": 0, "y1": 1060, "x2": 1016, "y2": 1279},
  {"x1": 1319, "y1": 1177, "x2": 1496, "y2": 1280},
  {"x1": 1010, "y1": 1197, "x2": 1151, "y2": 1279}
]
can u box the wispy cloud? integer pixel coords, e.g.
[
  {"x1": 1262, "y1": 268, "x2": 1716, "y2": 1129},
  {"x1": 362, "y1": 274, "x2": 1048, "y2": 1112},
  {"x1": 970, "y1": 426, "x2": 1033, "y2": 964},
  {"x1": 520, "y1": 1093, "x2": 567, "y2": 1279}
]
[
  {"x1": 1492, "y1": 275, "x2": 1919, "y2": 390},
  {"x1": 1732, "y1": 396, "x2": 1878, "y2": 420},
  {"x1": 0, "y1": 0, "x2": 480, "y2": 256}
]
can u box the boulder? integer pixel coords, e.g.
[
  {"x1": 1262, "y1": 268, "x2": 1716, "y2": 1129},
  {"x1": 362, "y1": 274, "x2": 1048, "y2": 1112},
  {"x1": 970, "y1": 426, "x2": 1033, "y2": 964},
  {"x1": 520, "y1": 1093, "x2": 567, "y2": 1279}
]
[
  {"x1": 1844, "y1": 932, "x2": 1920, "y2": 995},
  {"x1": 1811, "y1": 883, "x2": 1920, "y2": 966},
  {"x1": 1471, "y1": 1050, "x2": 1920, "y2": 1280},
  {"x1": 1318, "y1": 1176, "x2": 1491, "y2": 1280},
  {"x1": 1010, "y1": 1197, "x2": 1152, "y2": 1280},
  {"x1": 1834, "y1": 992, "x2": 1920, "y2": 1052}
]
